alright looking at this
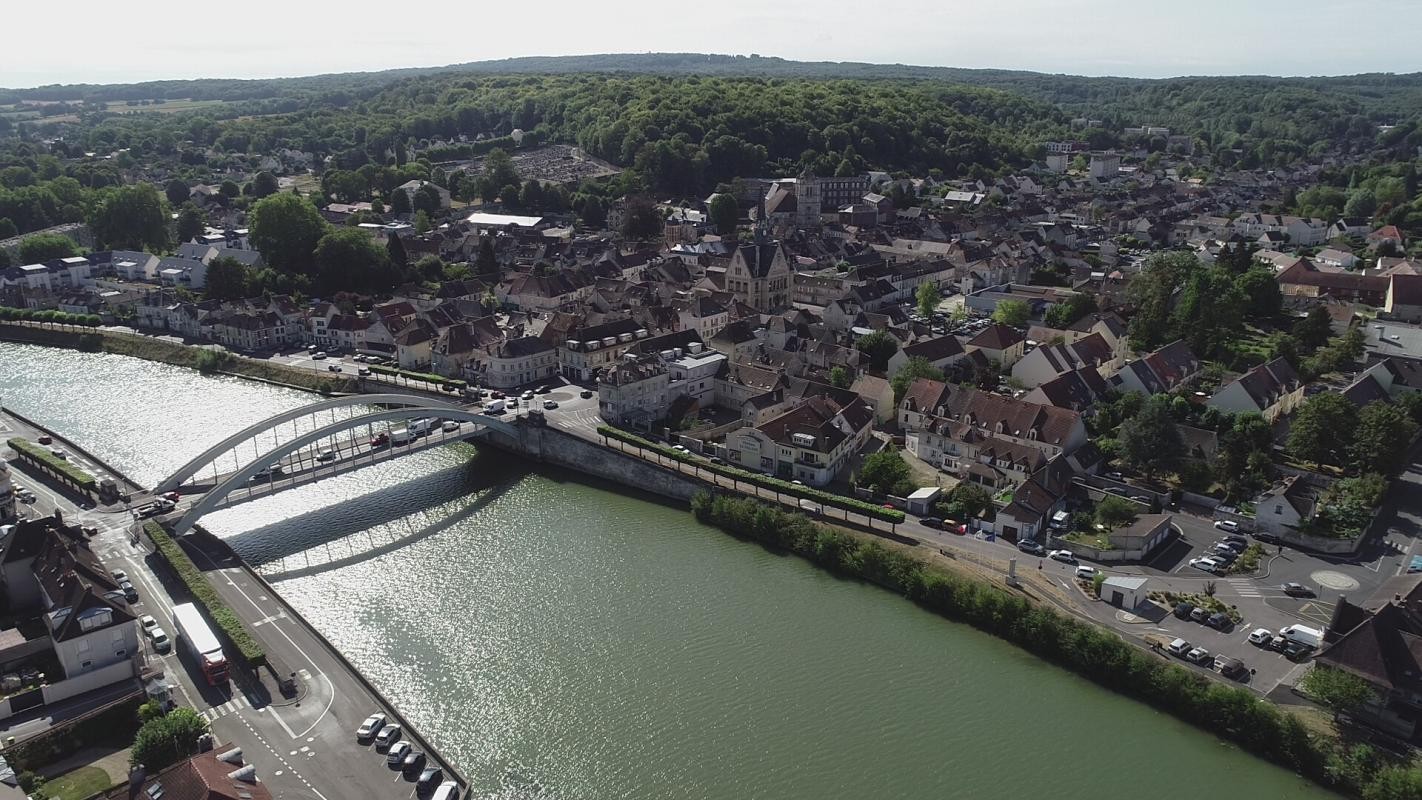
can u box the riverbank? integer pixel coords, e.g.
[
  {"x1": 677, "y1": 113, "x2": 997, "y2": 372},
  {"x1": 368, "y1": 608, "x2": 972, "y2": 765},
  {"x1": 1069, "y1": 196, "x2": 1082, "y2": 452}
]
[
  {"x1": 0, "y1": 322, "x2": 357, "y2": 394},
  {"x1": 690, "y1": 492, "x2": 1420, "y2": 800}
]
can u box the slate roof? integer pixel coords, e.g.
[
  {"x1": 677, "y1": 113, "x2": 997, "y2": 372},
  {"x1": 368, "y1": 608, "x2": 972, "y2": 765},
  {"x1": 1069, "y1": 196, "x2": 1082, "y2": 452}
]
[
  {"x1": 1316, "y1": 574, "x2": 1422, "y2": 694},
  {"x1": 968, "y1": 323, "x2": 1025, "y2": 351}
]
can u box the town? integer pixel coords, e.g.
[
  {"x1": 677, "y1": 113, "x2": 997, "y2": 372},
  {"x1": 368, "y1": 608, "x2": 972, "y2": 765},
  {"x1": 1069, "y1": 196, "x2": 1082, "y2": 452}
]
[{"x1": 2, "y1": 59, "x2": 1422, "y2": 800}]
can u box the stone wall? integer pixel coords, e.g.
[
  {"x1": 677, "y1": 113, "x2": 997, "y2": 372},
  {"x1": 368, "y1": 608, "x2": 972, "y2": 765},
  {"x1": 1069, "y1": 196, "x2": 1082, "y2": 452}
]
[{"x1": 494, "y1": 421, "x2": 705, "y2": 502}]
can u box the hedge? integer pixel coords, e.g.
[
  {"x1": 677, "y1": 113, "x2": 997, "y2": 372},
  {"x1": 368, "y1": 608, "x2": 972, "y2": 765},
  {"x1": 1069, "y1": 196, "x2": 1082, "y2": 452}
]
[
  {"x1": 690, "y1": 492, "x2": 1419, "y2": 800},
  {"x1": 7, "y1": 437, "x2": 97, "y2": 491},
  {"x1": 144, "y1": 521, "x2": 266, "y2": 667},
  {"x1": 367, "y1": 363, "x2": 466, "y2": 389},
  {"x1": 599, "y1": 425, "x2": 905, "y2": 523}
]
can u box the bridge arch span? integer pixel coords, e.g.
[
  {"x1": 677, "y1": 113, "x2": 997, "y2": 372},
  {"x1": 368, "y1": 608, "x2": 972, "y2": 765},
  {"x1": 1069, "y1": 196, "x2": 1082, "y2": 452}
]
[
  {"x1": 155, "y1": 394, "x2": 468, "y2": 493},
  {"x1": 170, "y1": 406, "x2": 517, "y2": 535}
]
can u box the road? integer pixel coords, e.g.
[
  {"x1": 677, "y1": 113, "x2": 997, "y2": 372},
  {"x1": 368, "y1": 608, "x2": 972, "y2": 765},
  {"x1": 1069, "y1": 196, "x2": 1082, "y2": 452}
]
[{"x1": 1, "y1": 410, "x2": 465, "y2": 800}]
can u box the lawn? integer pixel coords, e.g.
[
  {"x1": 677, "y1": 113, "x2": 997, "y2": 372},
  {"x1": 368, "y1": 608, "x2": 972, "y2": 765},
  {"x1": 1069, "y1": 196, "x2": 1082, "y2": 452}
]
[{"x1": 41, "y1": 765, "x2": 113, "y2": 800}]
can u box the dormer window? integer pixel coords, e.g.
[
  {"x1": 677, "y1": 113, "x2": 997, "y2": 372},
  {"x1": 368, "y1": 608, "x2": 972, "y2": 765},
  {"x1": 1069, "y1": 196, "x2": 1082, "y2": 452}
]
[{"x1": 77, "y1": 608, "x2": 112, "y2": 632}]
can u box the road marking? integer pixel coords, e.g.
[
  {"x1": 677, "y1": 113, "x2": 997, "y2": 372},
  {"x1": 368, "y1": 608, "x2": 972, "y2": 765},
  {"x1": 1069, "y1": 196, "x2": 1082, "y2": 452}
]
[{"x1": 1227, "y1": 578, "x2": 1262, "y2": 598}]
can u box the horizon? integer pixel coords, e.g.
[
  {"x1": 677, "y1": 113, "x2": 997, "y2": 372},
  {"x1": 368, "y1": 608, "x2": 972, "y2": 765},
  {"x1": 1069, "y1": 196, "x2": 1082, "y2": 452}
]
[{"x1": 4, "y1": 0, "x2": 1420, "y2": 89}]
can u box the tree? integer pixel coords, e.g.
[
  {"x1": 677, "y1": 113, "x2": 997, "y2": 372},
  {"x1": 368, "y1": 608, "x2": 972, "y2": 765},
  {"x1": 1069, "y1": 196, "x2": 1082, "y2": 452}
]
[
  {"x1": 389, "y1": 187, "x2": 411, "y2": 215},
  {"x1": 891, "y1": 356, "x2": 945, "y2": 403},
  {"x1": 251, "y1": 171, "x2": 279, "y2": 198},
  {"x1": 1095, "y1": 495, "x2": 1139, "y2": 529},
  {"x1": 1117, "y1": 394, "x2": 1183, "y2": 479},
  {"x1": 857, "y1": 449, "x2": 913, "y2": 496},
  {"x1": 204, "y1": 255, "x2": 251, "y2": 301},
  {"x1": 1288, "y1": 392, "x2": 1359, "y2": 466},
  {"x1": 481, "y1": 148, "x2": 519, "y2": 197},
  {"x1": 621, "y1": 196, "x2": 663, "y2": 240},
  {"x1": 474, "y1": 235, "x2": 498, "y2": 276},
  {"x1": 855, "y1": 329, "x2": 899, "y2": 371},
  {"x1": 939, "y1": 483, "x2": 993, "y2": 521},
  {"x1": 164, "y1": 178, "x2": 190, "y2": 206},
  {"x1": 828, "y1": 366, "x2": 852, "y2": 389},
  {"x1": 130, "y1": 708, "x2": 208, "y2": 771},
  {"x1": 916, "y1": 281, "x2": 941, "y2": 318},
  {"x1": 1043, "y1": 293, "x2": 1097, "y2": 329},
  {"x1": 414, "y1": 210, "x2": 432, "y2": 234},
  {"x1": 414, "y1": 183, "x2": 444, "y2": 214},
  {"x1": 248, "y1": 193, "x2": 328, "y2": 275},
  {"x1": 1294, "y1": 306, "x2": 1333, "y2": 352},
  {"x1": 387, "y1": 233, "x2": 408, "y2": 267},
  {"x1": 414, "y1": 254, "x2": 445, "y2": 282},
  {"x1": 579, "y1": 195, "x2": 607, "y2": 229},
  {"x1": 175, "y1": 203, "x2": 207, "y2": 245},
  {"x1": 518, "y1": 180, "x2": 543, "y2": 210},
  {"x1": 88, "y1": 183, "x2": 170, "y2": 251},
  {"x1": 18, "y1": 233, "x2": 77, "y2": 263},
  {"x1": 991, "y1": 299, "x2": 1030, "y2": 327},
  {"x1": 1234, "y1": 268, "x2": 1283, "y2": 319},
  {"x1": 219, "y1": 180, "x2": 240, "y2": 198},
  {"x1": 709, "y1": 193, "x2": 738, "y2": 235},
  {"x1": 1351, "y1": 400, "x2": 1419, "y2": 475},
  {"x1": 313, "y1": 227, "x2": 396, "y2": 294},
  {"x1": 1128, "y1": 251, "x2": 1201, "y2": 349},
  {"x1": 1301, "y1": 664, "x2": 1376, "y2": 715}
]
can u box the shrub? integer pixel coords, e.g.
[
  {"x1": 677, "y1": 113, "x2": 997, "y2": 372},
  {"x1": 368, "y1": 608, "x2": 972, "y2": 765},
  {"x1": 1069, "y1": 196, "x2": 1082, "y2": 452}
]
[
  {"x1": 145, "y1": 522, "x2": 266, "y2": 666},
  {"x1": 7, "y1": 437, "x2": 97, "y2": 491},
  {"x1": 602, "y1": 426, "x2": 905, "y2": 522},
  {"x1": 367, "y1": 363, "x2": 465, "y2": 389}
]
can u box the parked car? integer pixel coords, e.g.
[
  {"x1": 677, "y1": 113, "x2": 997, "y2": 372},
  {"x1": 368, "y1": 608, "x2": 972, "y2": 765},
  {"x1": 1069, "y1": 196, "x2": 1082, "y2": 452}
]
[
  {"x1": 1214, "y1": 539, "x2": 1246, "y2": 553},
  {"x1": 1048, "y1": 549, "x2": 1077, "y2": 565},
  {"x1": 149, "y1": 627, "x2": 171, "y2": 653},
  {"x1": 1247, "y1": 628, "x2": 1273, "y2": 646},
  {"x1": 1189, "y1": 606, "x2": 1210, "y2": 624},
  {"x1": 1166, "y1": 638, "x2": 1192, "y2": 657},
  {"x1": 1189, "y1": 557, "x2": 1222, "y2": 573},
  {"x1": 120, "y1": 582, "x2": 138, "y2": 603},
  {"x1": 140, "y1": 614, "x2": 158, "y2": 632},
  {"x1": 386, "y1": 741, "x2": 412, "y2": 767},
  {"x1": 1253, "y1": 532, "x2": 1282, "y2": 545},
  {"x1": 375, "y1": 724, "x2": 402, "y2": 749},
  {"x1": 1213, "y1": 519, "x2": 1240, "y2": 532},
  {"x1": 1173, "y1": 602, "x2": 1196, "y2": 620},
  {"x1": 403, "y1": 750, "x2": 427, "y2": 774},
  {"x1": 416, "y1": 767, "x2": 444, "y2": 795},
  {"x1": 356, "y1": 713, "x2": 386, "y2": 740},
  {"x1": 1074, "y1": 565, "x2": 1097, "y2": 581},
  {"x1": 113, "y1": 569, "x2": 129, "y2": 583},
  {"x1": 432, "y1": 782, "x2": 461, "y2": 800},
  {"x1": 1283, "y1": 642, "x2": 1312, "y2": 661},
  {"x1": 1186, "y1": 646, "x2": 1212, "y2": 665},
  {"x1": 580, "y1": 389, "x2": 594, "y2": 399},
  {"x1": 1206, "y1": 612, "x2": 1233, "y2": 632},
  {"x1": 312, "y1": 351, "x2": 327, "y2": 360},
  {"x1": 1267, "y1": 635, "x2": 1289, "y2": 652},
  {"x1": 1214, "y1": 656, "x2": 1247, "y2": 679},
  {"x1": 920, "y1": 517, "x2": 944, "y2": 530},
  {"x1": 306, "y1": 344, "x2": 318, "y2": 353},
  {"x1": 1281, "y1": 582, "x2": 1315, "y2": 598},
  {"x1": 1222, "y1": 534, "x2": 1249, "y2": 547},
  {"x1": 1017, "y1": 540, "x2": 1047, "y2": 556}
]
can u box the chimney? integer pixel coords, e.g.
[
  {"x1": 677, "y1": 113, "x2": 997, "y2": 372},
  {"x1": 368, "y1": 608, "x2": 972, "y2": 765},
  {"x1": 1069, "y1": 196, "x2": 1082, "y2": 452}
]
[{"x1": 127, "y1": 765, "x2": 147, "y2": 800}]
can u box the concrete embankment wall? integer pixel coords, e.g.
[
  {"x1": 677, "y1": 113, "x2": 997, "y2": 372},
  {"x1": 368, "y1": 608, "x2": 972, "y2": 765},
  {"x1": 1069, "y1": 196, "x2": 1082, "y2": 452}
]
[{"x1": 488, "y1": 423, "x2": 705, "y2": 502}]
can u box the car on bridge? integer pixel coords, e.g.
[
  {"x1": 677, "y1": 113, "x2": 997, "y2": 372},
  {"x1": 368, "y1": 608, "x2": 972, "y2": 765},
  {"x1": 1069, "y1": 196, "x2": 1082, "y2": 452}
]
[
  {"x1": 316, "y1": 449, "x2": 336, "y2": 462},
  {"x1": 369, "y1": 432, "x2": 390, "y2": 448}
]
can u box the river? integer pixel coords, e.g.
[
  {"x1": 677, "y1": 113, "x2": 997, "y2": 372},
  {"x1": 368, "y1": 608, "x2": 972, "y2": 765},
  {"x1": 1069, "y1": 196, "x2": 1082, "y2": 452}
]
[{"x1": 0, "y1": 343, "x2": 1336, "y2": 799}]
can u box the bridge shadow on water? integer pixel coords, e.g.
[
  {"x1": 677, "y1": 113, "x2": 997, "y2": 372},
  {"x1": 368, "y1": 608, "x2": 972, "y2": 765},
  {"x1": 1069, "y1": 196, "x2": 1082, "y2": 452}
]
[{"x1": 224, "y1": 452, "x2": 532, "y2": 572}]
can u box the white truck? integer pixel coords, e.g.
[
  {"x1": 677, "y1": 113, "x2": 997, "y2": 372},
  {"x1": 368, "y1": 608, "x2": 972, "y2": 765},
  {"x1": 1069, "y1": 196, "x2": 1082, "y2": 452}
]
[
  {"x1": 1279, "y1": 624, "x2": 1323, "y2": 649},
  {"x1": 484, "y1": 399, "x2": 507, "y2": 415},
  {"x1": 390, "y1": 427, "x2": 413, "y2": 445},
  {"x1": 170, "y1": 602, "x2": 230, "y2": 686}
]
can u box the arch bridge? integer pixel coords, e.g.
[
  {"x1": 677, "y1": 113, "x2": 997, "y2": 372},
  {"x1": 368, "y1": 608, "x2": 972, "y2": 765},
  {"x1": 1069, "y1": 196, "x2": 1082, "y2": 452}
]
[{"x1": 156, "y1": 394, "x2": 519, "y2": 535}]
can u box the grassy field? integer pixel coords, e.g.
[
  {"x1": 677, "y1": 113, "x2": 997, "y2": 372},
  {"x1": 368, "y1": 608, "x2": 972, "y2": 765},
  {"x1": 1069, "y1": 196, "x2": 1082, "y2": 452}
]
[
  {"x1": 0, "y1": 98, "x2": 232, "y2": 124},
  {"x1": 41, "y1": 765, "x2": 113, "y2": 800}
]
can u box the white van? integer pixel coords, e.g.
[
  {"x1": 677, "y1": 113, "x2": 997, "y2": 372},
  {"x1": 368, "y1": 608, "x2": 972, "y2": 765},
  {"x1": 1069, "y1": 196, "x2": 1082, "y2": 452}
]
[
  {"x1": 1279, "y1": 624, "x2": 1323, "y2": 649},
  {"x1": 390, "y1": 427, "x2": 413, "y2": 445},
  {"x1": 484, "y1": 399, "x2": 506, "y2": 415},
  {"x1": 407, "y1": 418, "x2": 434, "y2": 437}
]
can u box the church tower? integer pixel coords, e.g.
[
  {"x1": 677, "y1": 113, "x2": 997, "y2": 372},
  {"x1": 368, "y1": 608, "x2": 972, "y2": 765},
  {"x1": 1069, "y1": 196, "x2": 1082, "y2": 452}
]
[{"x1": 795, "y1": 167, "x2": 819, "y2": 228}]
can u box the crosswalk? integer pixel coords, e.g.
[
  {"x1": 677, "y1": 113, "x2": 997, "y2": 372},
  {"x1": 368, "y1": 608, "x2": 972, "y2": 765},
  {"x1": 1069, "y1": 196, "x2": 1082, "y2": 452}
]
[
  {"x1": 1227, "y1": 578, "x2": 1262, "y2": 598},
  {"x1": 199, "y1": 694, "x2": 251, "y2": 722}
]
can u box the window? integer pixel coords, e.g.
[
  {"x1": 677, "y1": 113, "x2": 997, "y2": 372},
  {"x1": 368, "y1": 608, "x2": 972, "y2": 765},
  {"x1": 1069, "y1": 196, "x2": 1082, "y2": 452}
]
[{"x1": 1274, "y1": 505, "x2": 1283, "y2": 515}]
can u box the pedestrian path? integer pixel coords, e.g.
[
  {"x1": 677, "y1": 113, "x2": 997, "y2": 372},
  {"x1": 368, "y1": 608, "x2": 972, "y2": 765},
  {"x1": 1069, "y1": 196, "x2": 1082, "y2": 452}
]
[
  {"x1": 1227, "y1": 578, "x2": 1262, "y2": 598},
  {"x1": 199, "y1": 694, "x2": 251, "y2": 722}
]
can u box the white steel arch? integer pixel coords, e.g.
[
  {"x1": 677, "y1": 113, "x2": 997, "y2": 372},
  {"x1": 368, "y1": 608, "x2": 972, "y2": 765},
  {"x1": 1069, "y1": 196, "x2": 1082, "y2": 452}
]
[
  {"x1": 170, "y1": 406, "x2": 518, "y2": 535},
  {"x1": 155, "y1": 394, "x2": 468, "y2": 493}
]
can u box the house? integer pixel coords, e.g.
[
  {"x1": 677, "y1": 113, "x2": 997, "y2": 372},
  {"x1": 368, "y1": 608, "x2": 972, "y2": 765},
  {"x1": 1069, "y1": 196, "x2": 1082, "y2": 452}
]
[
  {"x1": 991, "y1": 457, "x2": 1075, "y2": 542},
  {"x1": 598, "y1": 352, "x2": 670, "y2": 427},
  {"x1": 1107, "y1": 340, "x2": 1201, "y2": 396},
  {"x1": 1367, "y1": 225, "x2": 1405, "y2": 251},
  {"x1": 674, "y1": 295, "x2": 730, "y2": 340},
  {"x1": 396, "y1": 180, "x2": 451, "y2": 209},
  {"x1": 1253, "y1": 475, "x2": 1324, "y2": 537},
  {"x1": 1206, "y1": 358, "x2": 1305, "y2": 423},
  {"x1": 560, "y1": 318, "x2": 652, "y2": 381},
  {"x1": 1313, "y1": 574, "x2": 1422, "y2": 738},
  {"x1": 966, "y1": 323, "x2": 1027, "y2": 367},
  {"x1": 1278, "y1": 259, "x2": 1388, "y2": 306},
  {"x1": 1023, "y1": 367, "x2": 1110, "y2": 412},
  {"x1": 1314, "y1": 248, "x2": 1358, "y2": 269},
  {"x1": 1099, "y1": 576, "x2": 1150, "y2": 609},
  {"x1": 725, "y1": 237, "x2": 792, "y2": 312},
  {"x1": 480, "y1": 336, "x2": 558, "y2": 389},
  {"x1": 728, "y1": 395, "x2": 875, "y2": 485},
  {"x1": 1010, "y1": 332, "x2": 1115, "y2": 388},
  {"x1": 886, "y1": 335, "x2": 967, "y2": 377},
  {"x1": 1386, "y1": 274, "x2": 1422, "y2": 323},
  {"x1": 106, "y1": 746, "x2": 274, "y2": 800}
]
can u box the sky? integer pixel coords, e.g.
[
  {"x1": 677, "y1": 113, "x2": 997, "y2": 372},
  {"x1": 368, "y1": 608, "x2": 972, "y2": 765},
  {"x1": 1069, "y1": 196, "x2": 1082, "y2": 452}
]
[{"x1": 2, "y1": 0, "x2": 1418, "y2": 88}]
